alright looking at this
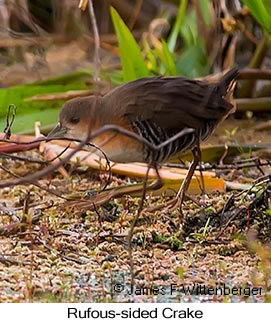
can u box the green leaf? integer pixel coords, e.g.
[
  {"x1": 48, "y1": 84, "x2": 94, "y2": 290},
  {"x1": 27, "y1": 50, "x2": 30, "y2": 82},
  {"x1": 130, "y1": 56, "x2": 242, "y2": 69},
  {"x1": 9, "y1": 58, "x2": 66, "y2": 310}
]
[
  {"x1": 180, "y1": 10, "x2": 198, "y2": 48},
  {"x1": 199, "y1": 0, "x2": 211, "y2": 26},
  {"x1": 161, "y1": 40, "x2": 178, "y2": 75},
  {"x1": 108, "y1": 70, "x2": 124, "y2": 86},
  {"x1": 0, "y1": 71, "x2": 91, "y2": 133},
  {"x1": 143, "y1": 39, "x2": 159, "y2": 73},
  {"x1": 243, "y1": 0, "x2": 271, "y2": 34},
  {"x1": 35, "y1": 71, "x2": 92, "y2": 86},
  {"x1": 5, "y1": 110, "x2": 60, "y2": 134},
  {"x1": 110, "y1": 6, "x2": 149, "y2": 82},
  {"x1": 167, "y1": 0, "x2": 187, "y2": 52},
  {"x1": 176, "y1": 42, "x2": 210, "y2": 77}
]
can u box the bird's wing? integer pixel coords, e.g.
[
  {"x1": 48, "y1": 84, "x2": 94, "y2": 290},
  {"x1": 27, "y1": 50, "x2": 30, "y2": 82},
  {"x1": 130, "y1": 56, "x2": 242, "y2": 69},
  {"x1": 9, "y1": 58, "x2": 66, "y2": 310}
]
[{"x1": 104, "y1": 71, "x2": 236, "y2": 131}]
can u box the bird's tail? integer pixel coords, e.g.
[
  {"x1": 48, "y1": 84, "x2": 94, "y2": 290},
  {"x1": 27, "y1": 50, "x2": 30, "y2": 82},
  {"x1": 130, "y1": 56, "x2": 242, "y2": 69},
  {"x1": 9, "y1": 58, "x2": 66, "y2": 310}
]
[
  {"x1": 218, "y1": 67, "x2": 239, "y2": 96},
  {"x1": 218, "y1": 68, "x2": 239, "y2": 115},
  {"x1": 220, "y1": 67, "x2": 239, "y2": 84}
]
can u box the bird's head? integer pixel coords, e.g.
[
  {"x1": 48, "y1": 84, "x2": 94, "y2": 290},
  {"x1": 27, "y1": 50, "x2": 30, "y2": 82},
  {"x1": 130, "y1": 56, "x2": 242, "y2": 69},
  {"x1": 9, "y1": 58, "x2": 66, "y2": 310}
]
[{"x1": 47, "y1": 96, "x2": 100, "y2": 141}]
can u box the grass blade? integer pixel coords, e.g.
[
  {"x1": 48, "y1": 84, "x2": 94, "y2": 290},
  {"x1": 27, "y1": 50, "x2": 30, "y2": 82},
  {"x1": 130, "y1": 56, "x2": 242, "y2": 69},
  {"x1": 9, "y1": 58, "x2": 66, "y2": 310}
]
[
  {"x1": 110, "y1": 6, "x2": 149, "y2": 81},
  {"x1": 168, "y1": 0, "x2": 188, "y2": 52}
]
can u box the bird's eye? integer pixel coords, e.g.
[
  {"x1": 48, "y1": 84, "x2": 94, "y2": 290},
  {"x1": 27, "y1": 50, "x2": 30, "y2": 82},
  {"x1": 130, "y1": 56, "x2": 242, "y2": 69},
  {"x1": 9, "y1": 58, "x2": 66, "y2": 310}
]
[{"x1": 69, "y1": 117, "x2": 80, "y2": 124}]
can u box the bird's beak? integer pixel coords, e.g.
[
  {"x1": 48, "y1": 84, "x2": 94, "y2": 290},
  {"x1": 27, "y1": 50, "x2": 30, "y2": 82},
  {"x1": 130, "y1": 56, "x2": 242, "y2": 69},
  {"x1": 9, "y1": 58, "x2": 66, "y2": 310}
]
[{"x1": 47, "y1": 122, "x2": 67, "y2": 139}]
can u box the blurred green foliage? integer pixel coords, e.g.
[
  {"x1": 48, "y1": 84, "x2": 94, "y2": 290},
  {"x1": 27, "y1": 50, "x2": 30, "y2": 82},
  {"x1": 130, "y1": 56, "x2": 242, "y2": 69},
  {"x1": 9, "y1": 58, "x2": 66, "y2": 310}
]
[
  {"x1": 176, "y1": 8, "x2": 210, "y2": 77},
  {"x1": 110, "y1": 0, "x2": 210, "y2": 80},
  {"x1": 0, "y1": 72, "x2": 91, "y2": 133},
  {"x1": 0, "y1": 1, "x2": 214, "y2": 133},
  {"x1": 243, "y1": 0, "x2": 271, "y2": 35},
  {"x1": 167, "y1": 0, "x2": 187, "y2": 52},
  {"x1": 2, "y1": 0, "x2": 271, "y2": 134}
]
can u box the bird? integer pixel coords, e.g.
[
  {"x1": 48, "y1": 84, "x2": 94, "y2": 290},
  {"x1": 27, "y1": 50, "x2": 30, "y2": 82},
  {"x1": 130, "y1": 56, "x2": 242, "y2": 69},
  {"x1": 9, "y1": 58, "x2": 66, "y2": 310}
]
[{"x1": 48, "y1": 68, "x2": 238, "y2": 205}]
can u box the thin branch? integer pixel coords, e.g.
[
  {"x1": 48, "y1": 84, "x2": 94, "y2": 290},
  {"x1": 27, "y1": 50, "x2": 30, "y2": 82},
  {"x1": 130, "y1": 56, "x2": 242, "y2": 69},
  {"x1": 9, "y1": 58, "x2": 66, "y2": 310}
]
[
  {"x1": 163, "y1": 159, "x2": 271, "y2": 171},
  {"x1": 3, "y1": 104, "x2": 17, "y2": 139},
  {"x1": 88, "y1": 0, "x2": 101, "y2": 82},
  {"x1": 0, "y1": 143, "x2": 70, "y2": 164},
  {"x1": 128, "y1": 0, "x2": 143, "y2": 29},
  {"x1": 238, "y1": 68, "x2": 271, "y2": 80},
  {"x1": 0, "y1": 163, "x2": 67, "y2": 200},
  {"x1": 0, "y1": 152, "x2": 47, "y2": 164},
  {"x1": 0, "y1": 139, "x2": 87, "y2": 189}
]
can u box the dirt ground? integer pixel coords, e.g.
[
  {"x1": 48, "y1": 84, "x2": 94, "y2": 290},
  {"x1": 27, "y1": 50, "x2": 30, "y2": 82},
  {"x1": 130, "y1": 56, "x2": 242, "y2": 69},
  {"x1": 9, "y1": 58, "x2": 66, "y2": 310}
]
[{"x1": 1, "y1": 119, "x2": 271, "y2": 303}]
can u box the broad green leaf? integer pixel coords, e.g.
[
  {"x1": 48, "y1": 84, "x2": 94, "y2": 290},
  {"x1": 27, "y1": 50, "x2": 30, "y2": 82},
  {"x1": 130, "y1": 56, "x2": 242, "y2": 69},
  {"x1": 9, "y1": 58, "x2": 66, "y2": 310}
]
[
  {"x1": 168, "y1": 0, "x2": 187, "y2": 52},
  {"x1": 110, "y1": 6, "x2": 149, "y2": 82},
  {"x1": 0, "y1": 71, "x2": 91, "y2": 133},
  {"x1": 243, "y1": 0, "x2": 271, "y2": 34},
  {"x1": 6, "y1": 110, "x2": 60, "y2": 134}
]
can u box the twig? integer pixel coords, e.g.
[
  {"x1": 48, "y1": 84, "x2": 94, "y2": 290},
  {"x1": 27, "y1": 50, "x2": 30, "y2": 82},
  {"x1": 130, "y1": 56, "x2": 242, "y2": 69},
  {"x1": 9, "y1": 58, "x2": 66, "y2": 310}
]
[
  {"x1": 0, "y1": 200, "x2": 53, "y2": 215},
  {"x1": 0, "y1": 152, "x2": 47, "y2": 164},
  {"x1": 128, "y1": 0, "x2": 143, "y2": 30},
  {"x1": 221, "y1": 194, "x2": 235, "y2": 219},
  {"x1": 88, "y1": 0, "x2": 101, "y2": 82},
  {"x1": 23, "y1": 191, "x2": 31, "y2": 216},
  {"x1": 238, "y1": 37, "x2": 269, "y2": 98},
  {"x1": 164, "y1": 159, "x2": 271, "y2": 171},
  {"x1": 0, "y1": 254, "x2": 31, "y2": 266},
  {"x1": 86, "y1": 143, "x2": 112, "y2": 192},
  {"x1": 216, "y1": 177, "x2": 271, "y2": 239},
  {"x1": 216, "y1": 207, "x2": 245, "y2": 239},
  {"x1": 0, "y1": 163, "x2": 67, "y2": 200},
  {"x1": 237, "y1": 97, "x2": 271, "y2": 112},
  {"x1": 3, "y1": 104, "x2": 17, "y2": 139},
  {"x1": 238, "y1": 69, "x2": 271, "y2": 80},
  {"x1": 36, "y1": 236, "x2": 86, "y2": 265},
  {"x1": 24, "y1": 89, "x2": 95, "y2": 102}
]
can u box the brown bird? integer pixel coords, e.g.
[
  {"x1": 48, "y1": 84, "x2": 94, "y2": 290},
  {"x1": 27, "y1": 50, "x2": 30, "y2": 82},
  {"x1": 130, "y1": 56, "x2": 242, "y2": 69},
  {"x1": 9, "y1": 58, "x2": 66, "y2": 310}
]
[{"x1": 48, "y1": 68, "x2": 238, "y2": 204}]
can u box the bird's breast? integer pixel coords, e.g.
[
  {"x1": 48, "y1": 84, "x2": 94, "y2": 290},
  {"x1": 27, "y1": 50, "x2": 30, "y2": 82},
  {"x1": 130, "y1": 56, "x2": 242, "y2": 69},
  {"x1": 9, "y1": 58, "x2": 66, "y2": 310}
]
[{"x1": 90, "y1": 131, "x2": 145, "y2": 163}]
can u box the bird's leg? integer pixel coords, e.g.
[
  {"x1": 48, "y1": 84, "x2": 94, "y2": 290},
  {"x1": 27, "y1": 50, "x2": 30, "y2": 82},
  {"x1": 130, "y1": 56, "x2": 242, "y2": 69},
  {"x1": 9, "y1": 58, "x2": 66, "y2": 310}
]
[
  {"x1": 169, "y1": 144, "x2": 202, "y2": 214},
  {"x1": 198, "y1": 161, "x2": 206, "y2": 196},
  {"x1": 151, "y1": 163, "x2": 163, "y2": 190},
  {"x1": 177, "y1": 146, "x2": 201, "y2": 200}
]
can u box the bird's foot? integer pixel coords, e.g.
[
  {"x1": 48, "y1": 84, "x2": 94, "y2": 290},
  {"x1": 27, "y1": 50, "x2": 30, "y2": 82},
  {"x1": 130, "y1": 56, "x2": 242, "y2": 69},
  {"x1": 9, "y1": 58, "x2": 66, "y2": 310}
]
[{"x1": 164, "y1": 187, "x2": 186, "y2": 213}]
